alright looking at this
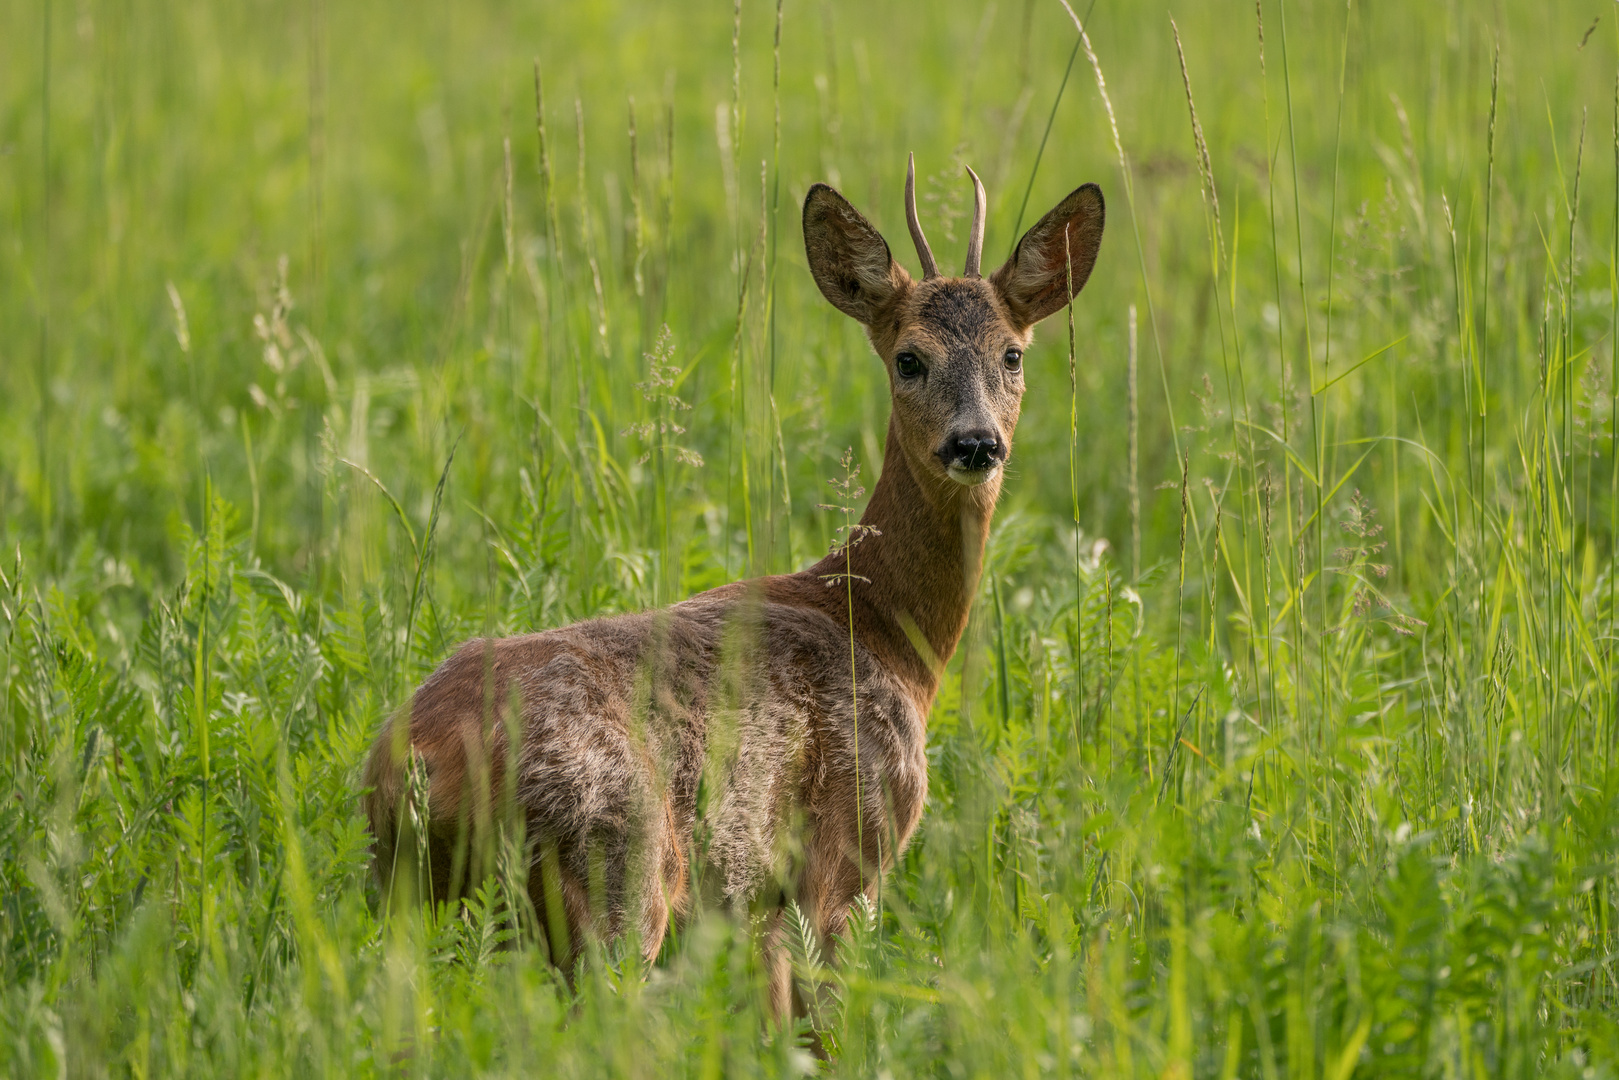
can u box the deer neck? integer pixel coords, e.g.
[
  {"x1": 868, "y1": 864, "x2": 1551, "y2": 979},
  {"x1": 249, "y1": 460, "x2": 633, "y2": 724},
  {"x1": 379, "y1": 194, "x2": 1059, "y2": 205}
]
[{"x1": 807, "y1": 416, "x2": 999, "y2": 708}]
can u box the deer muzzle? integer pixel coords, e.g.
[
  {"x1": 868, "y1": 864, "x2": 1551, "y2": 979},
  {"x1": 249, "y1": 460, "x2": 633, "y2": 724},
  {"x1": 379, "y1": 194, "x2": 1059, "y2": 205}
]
[{"x1": 937, "y1": 429, "x2": 1005, "y2": 485}]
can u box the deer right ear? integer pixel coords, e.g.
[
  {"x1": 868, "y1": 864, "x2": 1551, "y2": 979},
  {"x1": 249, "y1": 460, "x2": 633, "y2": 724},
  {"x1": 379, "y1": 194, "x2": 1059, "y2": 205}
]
[
  {"x1": 803, "y1": 184, "x2": 910, "y2": 325},
  {"x1": 990, "y1": 183, "x2": 1105, "y2": 329}
]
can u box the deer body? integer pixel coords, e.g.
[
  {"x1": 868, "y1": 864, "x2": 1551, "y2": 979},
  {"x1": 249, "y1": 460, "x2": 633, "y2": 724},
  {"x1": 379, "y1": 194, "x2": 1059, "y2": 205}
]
[{"x1": 364, "y1": 159, "x2": 1103, "y2": 1011}]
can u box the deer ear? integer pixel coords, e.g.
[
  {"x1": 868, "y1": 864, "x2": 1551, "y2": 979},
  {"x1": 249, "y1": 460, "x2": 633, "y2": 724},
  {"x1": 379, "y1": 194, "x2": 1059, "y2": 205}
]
[
  {"x1": 803, "y1": 184, "x2": 910, "y2": 325},
  {"x1": 990, "y1": 183, "x2": 1105, "y2": 329}
]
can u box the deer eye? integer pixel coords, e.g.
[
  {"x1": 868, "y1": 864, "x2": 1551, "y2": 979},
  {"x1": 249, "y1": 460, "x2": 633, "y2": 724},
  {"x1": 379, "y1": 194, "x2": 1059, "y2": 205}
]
[
  {"x1": 1003, "y1": 348, "x2": 1023, "y2": 371},
  {"x1": 895, "y1": 352, "x2": 923, "y2": 379}
]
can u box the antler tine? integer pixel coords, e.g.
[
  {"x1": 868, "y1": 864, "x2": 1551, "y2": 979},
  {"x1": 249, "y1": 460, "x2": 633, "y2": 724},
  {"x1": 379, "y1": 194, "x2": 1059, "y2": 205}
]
[
  {"x1": 963, "y1": 165, "x2": 987, "y2": 278},
  {"x1": 905, "y1": 152, "x2": 940, "y2": 280}
]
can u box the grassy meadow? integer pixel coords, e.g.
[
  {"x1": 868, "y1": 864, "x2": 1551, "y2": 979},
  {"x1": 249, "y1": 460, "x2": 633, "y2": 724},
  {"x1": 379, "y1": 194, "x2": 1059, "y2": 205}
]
[{"x1": 6, "y1": 0, "x2": 1619, "y2": 1073}]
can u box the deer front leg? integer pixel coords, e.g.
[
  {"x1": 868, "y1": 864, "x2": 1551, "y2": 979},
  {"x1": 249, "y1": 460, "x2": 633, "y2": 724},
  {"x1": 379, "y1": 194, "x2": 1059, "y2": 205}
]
[
  {"x1": 760, "y1": 905, "x2": 795, "y2": 1026},
  {"x1": 760, "y1": 903, "x2": 836, "y2": 1060}
]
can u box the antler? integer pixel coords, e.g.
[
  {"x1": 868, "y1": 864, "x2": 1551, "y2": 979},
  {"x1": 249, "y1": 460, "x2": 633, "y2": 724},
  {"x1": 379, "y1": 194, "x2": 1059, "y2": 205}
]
[
  {"x1": 907, "y1": 156, "x2": 988, "y2": 278},
  {"x1": 963, "y1": 165, "x2": 987, "y2": 278},
  {"x1": 905, "y1": 153, "x2": 940, "y2": 280}
]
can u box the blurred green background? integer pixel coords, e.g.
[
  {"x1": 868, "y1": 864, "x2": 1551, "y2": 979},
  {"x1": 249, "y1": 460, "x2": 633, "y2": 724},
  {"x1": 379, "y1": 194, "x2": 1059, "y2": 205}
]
[
  {"x1": 6, "y1": 0, "x2": 1619, "y2": 1074},
  {"x1": 11, "y1": 0, "x2": 1607, "y2": 590}
]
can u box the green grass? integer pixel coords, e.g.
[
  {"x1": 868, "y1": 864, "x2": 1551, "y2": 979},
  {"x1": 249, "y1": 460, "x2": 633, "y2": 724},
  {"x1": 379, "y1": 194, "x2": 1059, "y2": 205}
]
[{"x1": 4, "y1": 0, "x2": 1619, "y2": 1074}]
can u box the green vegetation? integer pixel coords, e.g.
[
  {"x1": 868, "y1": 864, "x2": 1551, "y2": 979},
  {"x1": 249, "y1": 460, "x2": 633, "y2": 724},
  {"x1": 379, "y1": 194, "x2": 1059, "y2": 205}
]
[{"x1": 5, "y1": 0, "x2": 1619, "y2": 1073}]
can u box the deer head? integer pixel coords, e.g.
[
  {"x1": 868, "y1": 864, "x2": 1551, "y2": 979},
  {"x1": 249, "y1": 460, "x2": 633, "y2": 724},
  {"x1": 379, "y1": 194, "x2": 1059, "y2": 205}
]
[{"x1": 802, "y1": 154, "x2": 1104, "y2": 495}]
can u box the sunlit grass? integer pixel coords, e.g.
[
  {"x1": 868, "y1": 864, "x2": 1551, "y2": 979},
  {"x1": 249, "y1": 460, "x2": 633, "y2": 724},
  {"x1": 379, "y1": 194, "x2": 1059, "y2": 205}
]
[{"x1": 3, "y1": 0, "x2": 1619, "y2": 1075}]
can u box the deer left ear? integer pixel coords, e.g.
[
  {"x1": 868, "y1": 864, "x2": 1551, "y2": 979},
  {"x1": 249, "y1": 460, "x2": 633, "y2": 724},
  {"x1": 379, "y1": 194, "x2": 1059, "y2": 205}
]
[
  {"x1": 990, "y1": 183, "x2": 1105, "y2": 329},
  {"x1": 803, "y1": 184, "x2": 911, "y2": 325}
]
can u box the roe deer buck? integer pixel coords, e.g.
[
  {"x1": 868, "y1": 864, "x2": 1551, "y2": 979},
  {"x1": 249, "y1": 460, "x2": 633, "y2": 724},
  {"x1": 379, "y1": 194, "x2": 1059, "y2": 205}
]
[{"x1": 363, "y1": 155, "x2": 1103, "y2": 1013}]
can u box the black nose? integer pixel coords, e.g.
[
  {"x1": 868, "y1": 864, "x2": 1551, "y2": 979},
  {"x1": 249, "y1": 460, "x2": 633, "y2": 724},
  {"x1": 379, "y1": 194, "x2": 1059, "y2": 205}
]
[{"x1": 938, "y1": 430, "x2": 1002, "y2": 470}]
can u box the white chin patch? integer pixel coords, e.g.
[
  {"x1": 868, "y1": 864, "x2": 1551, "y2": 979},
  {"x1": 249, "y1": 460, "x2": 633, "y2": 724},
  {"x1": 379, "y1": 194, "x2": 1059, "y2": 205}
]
[{"x1": 947, "y1": 463, "x2": 998, "y2": 487}]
